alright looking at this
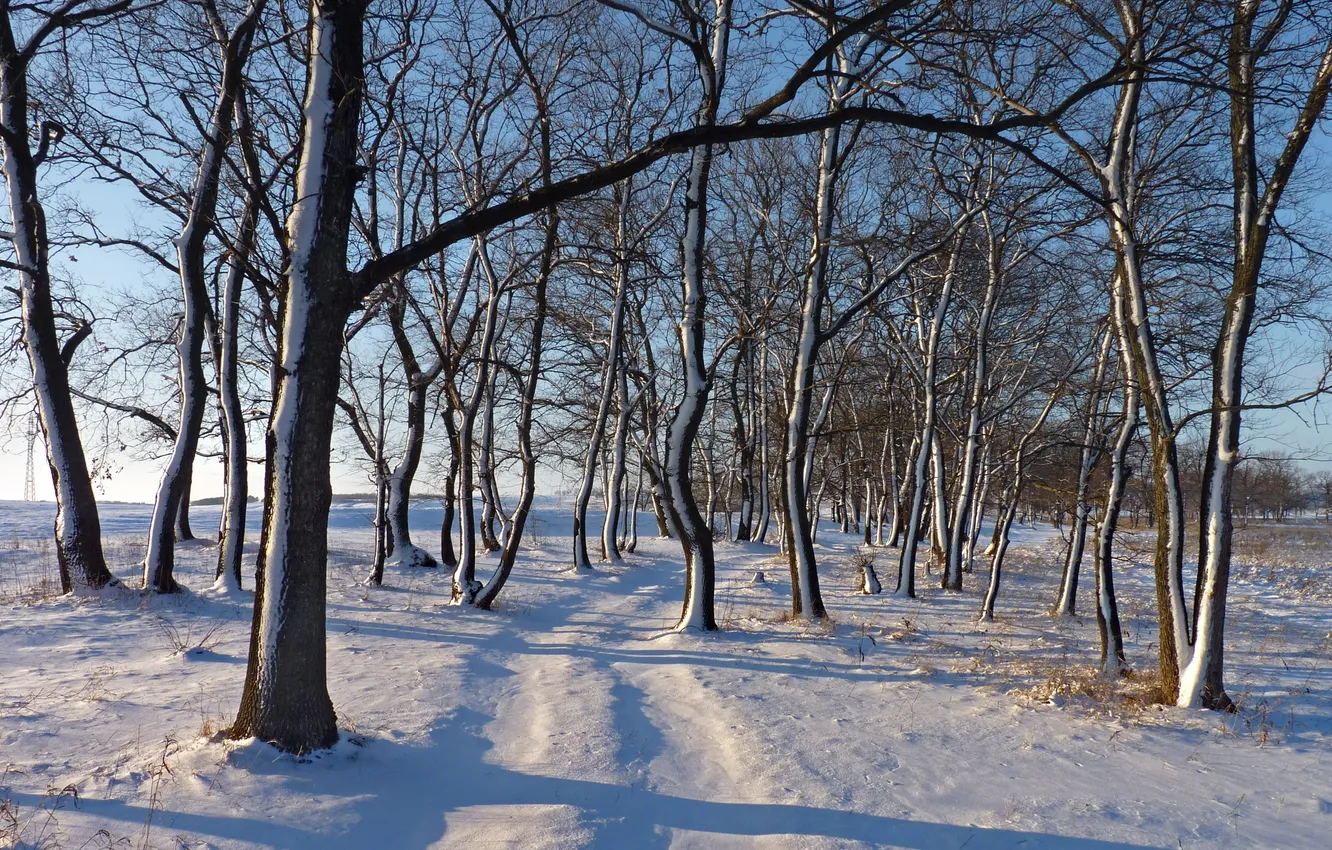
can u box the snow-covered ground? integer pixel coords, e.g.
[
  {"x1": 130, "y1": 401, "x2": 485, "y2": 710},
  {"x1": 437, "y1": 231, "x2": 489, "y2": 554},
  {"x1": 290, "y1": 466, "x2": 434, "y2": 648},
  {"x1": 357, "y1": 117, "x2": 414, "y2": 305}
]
[{"x1": 1, "y1": 499, "x2": 1329, "y2": 849}]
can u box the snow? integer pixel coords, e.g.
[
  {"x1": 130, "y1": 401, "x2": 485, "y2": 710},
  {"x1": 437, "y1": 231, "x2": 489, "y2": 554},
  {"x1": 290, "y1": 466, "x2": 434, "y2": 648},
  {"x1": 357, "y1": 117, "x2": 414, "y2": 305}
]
[{"x1": 2, "y1": 499, "x2": 1330, "y2": 848}]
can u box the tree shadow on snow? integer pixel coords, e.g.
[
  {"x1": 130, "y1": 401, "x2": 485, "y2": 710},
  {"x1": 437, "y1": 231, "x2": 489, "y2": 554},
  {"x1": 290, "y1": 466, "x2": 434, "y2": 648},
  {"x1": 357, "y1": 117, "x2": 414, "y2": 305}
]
[{"x1": 320, "y1": 708, "x2": 1166, "y2": 850}]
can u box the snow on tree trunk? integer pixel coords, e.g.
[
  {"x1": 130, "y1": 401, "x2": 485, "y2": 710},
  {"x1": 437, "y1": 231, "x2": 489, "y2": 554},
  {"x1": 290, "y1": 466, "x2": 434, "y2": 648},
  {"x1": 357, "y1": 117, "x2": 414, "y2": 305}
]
[
  {"x1": 781, "y1": 87, "x2": 850, "y2": 619},
  {"x1": 453, "y1": 238, "x2": 503, "y2": 604},
  {"x1": 602, "y1": 355, "x2": 631, "y2": 564},
  {"x1": 384, "y1": 381, "x2": 436, "y2": 568},
  {"x1": 573, "y1": 182, "x2": 632, "y2": 571},
  {"x1": 145, "y1": 0, "x2": 264, "y2": 594},
  {"x1": 945, "y1": 228, "x2": 1000, "y2": 590},
  {"x1": 898, "y1": 249, "x2": 959, "y2": 597},
  {"x1": 1182, "y1": 16, "x2": 1331, "y2": 710},
  {"x1": 663, "y1": 1, "x2": 732, "y2": 633},
  {"x1": 230, "y1": 1, "x2": 363, "y2": 753},
  {"x1": 214, "y1": 179, "x2": 257, "y2": 594},
  {"x1": 1093, "y1": 303, "x2": 1138, "y2": 677},
  {"x1": 929, "y1": 433, "x2": 950, "y2": 582},
  {"x1": 667, "y1": 133, "x2": 720, "y2": 632},
  {"x1": 1055, "y1": 325, "x2": 1112, "y2": 617},
  {"x1": 1, "y1": 17, "x2": 113, "y2": 594},
  {"x1": 1091, "y1": 10, "x2": 1188, "y2": 695}
]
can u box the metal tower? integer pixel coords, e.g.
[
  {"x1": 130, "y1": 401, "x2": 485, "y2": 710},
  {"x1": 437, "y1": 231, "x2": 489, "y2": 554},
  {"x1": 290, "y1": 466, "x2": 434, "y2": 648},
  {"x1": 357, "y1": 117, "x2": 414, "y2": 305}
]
[{"x1": 23, "y1": 414, "x2": 36, "y2": 501}]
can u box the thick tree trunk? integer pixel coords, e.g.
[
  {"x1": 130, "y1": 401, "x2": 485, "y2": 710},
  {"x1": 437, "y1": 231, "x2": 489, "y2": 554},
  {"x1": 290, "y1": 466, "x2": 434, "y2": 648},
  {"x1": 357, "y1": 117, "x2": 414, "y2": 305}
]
[
  {"x1": 1091, "y1": 10, "x2": 1188, "y2": 696},
  {"x1": 665, "y1": 1, "x2": 732, "y2": 632},
  {"x1": 384, "y1": 383, "x2": 435, "y2": 567},
  {"x1": 1181, "y1": 12, "x2": 1331, "y2": 712},
  {"x1": 175, "y1": 477, "x2": 195, "y2": 542},
  {"x1": 230, "y1": 0, "x2": 365, "y2": 753},
  {"x1": 666, "y1": 136, "x2": 720, "y2": 631},
  {"x1": 782, "y1": 101, "x2": 846, "y2": 620}
]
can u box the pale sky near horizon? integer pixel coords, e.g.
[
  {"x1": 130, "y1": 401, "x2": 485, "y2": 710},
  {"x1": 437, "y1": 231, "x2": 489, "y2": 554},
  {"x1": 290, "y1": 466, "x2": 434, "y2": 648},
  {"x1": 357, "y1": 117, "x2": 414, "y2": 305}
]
[{"x1": 4, "y1": 119, "x2": 1332, "y2": 507}]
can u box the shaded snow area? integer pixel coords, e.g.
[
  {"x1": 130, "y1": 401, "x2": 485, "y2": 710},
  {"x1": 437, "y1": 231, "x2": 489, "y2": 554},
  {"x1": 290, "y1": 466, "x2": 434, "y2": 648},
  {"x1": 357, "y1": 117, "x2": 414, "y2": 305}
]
[{"x1": 2, "y1": 500, "x2": 1330, "y2": 849}]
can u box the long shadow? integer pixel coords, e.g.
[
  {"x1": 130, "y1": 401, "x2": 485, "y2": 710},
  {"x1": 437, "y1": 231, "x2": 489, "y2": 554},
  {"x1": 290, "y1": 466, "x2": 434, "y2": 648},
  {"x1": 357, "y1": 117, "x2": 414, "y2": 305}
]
[
  {"x1": 324, "y1": 616, "x2": 912, "y2": 685},
  {"x1": 328, "y1": 710, "x2": 1168, "y2": 850},
  {"x1": 6, "y1": 713, "x2": 1166, "y2": 850},
  {"x1": 1, "y1": 789, "x2": 322, "y2": 847},
  {"x1": 594, "y1": 672, "x2": 671, "y2": 849}
]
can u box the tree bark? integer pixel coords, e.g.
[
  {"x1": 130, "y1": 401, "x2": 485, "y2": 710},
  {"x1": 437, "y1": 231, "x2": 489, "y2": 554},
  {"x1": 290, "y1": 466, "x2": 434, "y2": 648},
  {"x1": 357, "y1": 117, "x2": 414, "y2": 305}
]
[
  {"x1": 144, "y1": 0, "x2": 265, "y2": 593},
  {"x1": 0, "y1": 9, "x2": 115, "y2": 594},
  {"x1": 230, "y1": 0, "x2": 366, "y2": 753}
]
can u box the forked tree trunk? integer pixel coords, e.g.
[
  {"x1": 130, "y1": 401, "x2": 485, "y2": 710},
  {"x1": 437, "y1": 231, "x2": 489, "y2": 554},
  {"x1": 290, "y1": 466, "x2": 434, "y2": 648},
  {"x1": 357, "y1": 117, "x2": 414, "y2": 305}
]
[
  {"x1": 383, "y1": 295, "x2": 439, "y2": 568},
  {"x1": 946, "y1": 221, "x2": 1002, "y2": 590},
  {"x1": 1093, "y1": 312, "x2": 1136, "y2": 676},
  {"x1": 145, "y1": 0, "x2": 265, "y2": 593},
  {"x1": 1055, "y1": 325, "x2": 1113, "y2": 616},
  {"x1": 214, "y1": 139, "x2": 258, "y2": 592},
  {"x1": 1091, "y1": 6, "x2": 1188, "y2": 696},
  {"x1": 898, "y1": 251, "x2": 959, "y2": 597},
  {"x1": 573, "y1": 183, "x2": 632, "y2": 570},
  {"x1": 453, "y1": 239, "x2": 503, "y2": 603},
  {"x1": 1182, "y1": 12, "x2": 1332, "y2": 711}
]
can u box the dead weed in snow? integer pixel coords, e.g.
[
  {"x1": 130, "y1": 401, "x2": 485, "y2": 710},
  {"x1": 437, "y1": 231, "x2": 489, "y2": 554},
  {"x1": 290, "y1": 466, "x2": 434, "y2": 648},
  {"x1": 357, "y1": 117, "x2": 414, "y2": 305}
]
[{"x1": 1004, "y1": 659, "x2": 1167, "y2": 718}]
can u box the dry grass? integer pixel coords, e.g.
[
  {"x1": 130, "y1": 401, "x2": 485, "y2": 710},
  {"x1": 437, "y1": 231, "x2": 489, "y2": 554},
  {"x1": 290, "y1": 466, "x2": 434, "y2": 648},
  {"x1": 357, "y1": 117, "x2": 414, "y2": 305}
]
[
  {"x1": 1005, "y1": 659, "x2": 1167, "y2": 717},
  {"x1": 0, "y1": 536, "x2": 61, "y2": 604}
]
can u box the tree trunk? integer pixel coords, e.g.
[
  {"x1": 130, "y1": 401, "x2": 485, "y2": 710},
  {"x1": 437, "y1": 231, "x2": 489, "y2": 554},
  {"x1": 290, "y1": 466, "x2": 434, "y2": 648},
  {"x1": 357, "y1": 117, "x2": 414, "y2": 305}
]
[
  {"x1": 214, "y1": 156, "x2": 257, "y2": 592},
  {"x1": 1, "y1": 16, "x2": 113, "y2": 594},
  {"x1": 230, "y1": 0, "x2": 364, "y2": 753},
  {"x1": 1093, "y1": 312, "x2": 1137, "y2": 677},
  {"x1": 897, "y1": 270, "x2": 956, "y2": 596},
  {"x1": 602, "y1": 357, "x2": 631, "y2": 563},
  {"x1": 1055, "y1": 325, "x2": 1113, "y2": 616},
  {"x1": 574, "y1": 189, "x2": 632, "y2": 569},
  {"x1": 453, "y1": 238, "x2": 503, "y2": 603},
  {"x1": 144, "y1": 0, "x2": 264, "y2": 592}
]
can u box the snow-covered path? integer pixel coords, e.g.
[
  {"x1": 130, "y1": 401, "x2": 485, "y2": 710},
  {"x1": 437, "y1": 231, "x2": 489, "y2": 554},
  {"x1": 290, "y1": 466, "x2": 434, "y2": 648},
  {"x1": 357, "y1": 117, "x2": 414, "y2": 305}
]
[{"x1": 2, "y1": 501, "x2": 1330, "y2": 848}]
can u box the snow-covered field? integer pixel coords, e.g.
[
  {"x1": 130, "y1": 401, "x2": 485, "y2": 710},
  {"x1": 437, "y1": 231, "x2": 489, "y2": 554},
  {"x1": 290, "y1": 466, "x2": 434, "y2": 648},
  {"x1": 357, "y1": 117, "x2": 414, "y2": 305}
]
[{"x1": 1, "y1": 499, "x2": 1329, "y2": 849}]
